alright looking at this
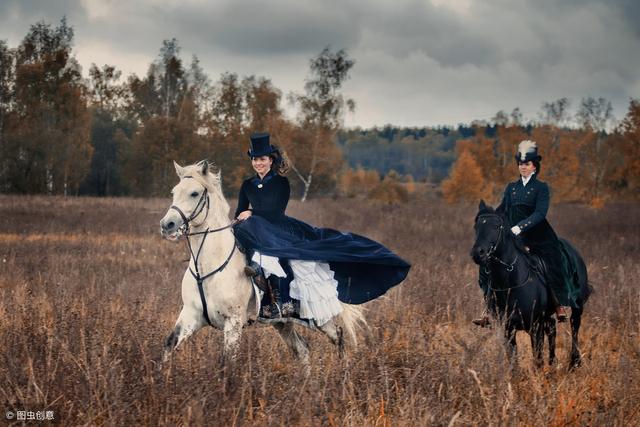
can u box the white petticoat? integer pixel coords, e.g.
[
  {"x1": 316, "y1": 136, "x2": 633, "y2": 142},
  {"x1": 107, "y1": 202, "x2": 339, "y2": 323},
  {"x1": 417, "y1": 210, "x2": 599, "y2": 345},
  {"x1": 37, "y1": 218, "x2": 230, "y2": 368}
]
[{"x1": 252, "y1": 252, "x2": 343, "y2": 326}]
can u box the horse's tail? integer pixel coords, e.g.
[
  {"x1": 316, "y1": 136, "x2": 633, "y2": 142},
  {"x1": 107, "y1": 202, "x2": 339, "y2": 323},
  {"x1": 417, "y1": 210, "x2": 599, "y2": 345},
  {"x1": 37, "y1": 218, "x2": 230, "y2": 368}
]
[{"x1": 338, "y1": 303, "x2": 368, "y2": 347}]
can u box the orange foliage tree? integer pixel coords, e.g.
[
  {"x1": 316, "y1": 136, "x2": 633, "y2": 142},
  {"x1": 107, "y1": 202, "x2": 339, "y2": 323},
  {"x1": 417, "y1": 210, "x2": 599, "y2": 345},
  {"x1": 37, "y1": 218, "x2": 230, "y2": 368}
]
[
  {"x1": 530, "y1": 126, "x2": 581, "y2": 201},
  {"x1": 617, "y1": 99, "x2": 640, "y2": 197},
  {"x1": 339, "y1": 167, "x2": 380, "y2": 198},
  {"x1": 441, "y1": 147, "x2": 490, "y2": 203},
  {"x1": 369, "y1": 170, "x2": 409, "y2": 204}
]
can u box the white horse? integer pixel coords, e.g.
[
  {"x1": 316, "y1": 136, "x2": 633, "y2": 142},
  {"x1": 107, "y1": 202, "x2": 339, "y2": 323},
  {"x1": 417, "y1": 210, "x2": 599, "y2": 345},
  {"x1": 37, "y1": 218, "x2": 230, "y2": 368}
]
[{"x1": 159, "y1": 160, "x2": 366, "y2": 366}]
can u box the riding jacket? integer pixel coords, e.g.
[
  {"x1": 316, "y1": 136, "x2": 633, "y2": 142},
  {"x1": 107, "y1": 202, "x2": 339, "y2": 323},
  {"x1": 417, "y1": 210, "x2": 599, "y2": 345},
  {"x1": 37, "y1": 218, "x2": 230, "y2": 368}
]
[
  {"x1": 234, "y1": 170, "x2": 290, "y2": 222},
  {"x1": 496, "y1": 173, "x2": 551, "y2": 237}
]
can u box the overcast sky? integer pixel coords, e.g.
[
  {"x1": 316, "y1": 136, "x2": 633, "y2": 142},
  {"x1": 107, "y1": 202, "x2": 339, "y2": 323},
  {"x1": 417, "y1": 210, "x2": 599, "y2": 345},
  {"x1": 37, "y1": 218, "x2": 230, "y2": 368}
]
[{"x1": 1, "y1": 0, "x2": 639, "y2": 128}]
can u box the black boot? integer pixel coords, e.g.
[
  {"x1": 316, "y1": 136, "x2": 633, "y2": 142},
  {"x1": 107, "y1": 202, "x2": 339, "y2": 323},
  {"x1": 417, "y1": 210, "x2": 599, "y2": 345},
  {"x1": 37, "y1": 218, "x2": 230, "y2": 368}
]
[
  {"x1": 259, "y1": 279, "x2": 282, "y2": 319},
  {"x1": 244, "y1": 262, "x2": 268, "y2": 291}
]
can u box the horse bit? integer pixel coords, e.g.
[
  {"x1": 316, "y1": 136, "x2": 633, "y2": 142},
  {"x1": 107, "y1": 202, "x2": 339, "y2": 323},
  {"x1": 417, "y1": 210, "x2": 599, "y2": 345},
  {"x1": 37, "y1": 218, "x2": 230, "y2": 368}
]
[{"x1": 169, "y1": 177, "x2": 238, "y2": 326}]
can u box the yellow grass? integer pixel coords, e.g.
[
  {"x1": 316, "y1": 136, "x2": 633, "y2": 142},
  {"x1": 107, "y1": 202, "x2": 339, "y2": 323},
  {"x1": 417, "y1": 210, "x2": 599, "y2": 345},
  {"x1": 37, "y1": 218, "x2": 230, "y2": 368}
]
[{"x1": 0, "y1": 194, "x2": 638, "y2": 425}]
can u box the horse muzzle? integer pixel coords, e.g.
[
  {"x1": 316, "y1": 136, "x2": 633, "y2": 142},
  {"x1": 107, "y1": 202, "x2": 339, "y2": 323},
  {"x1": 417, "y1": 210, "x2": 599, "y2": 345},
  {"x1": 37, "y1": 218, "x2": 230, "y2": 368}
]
[
  {"x1": 160, "y1": 212, "x2": 183, "y2": 241},
  {"x1": 470, "y1": 246, "x2": 489, "y2": 265}
]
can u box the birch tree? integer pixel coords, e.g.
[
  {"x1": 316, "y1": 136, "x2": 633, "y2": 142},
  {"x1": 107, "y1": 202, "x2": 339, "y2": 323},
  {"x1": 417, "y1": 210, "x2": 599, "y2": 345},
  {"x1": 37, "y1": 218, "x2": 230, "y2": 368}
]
[
  {"x1": 576, "y1": 97, "x2": 615, "y2": 204},
  {"x1": 290, "y1": 47, "x2": 355, "y2": 201}
]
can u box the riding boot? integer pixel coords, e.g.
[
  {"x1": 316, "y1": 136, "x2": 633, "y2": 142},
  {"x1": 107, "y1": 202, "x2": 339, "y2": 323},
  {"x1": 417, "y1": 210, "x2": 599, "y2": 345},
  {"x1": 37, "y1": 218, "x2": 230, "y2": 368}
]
[
  {"x1": 244, "y1": 262, "x2": 268, "y2": 292},
  {"x1": 277, "y1": 259, "x2": 296, "y2": 317},
  {"x1": 267, "y1": 282, "x2": 282, "y2": 319}
]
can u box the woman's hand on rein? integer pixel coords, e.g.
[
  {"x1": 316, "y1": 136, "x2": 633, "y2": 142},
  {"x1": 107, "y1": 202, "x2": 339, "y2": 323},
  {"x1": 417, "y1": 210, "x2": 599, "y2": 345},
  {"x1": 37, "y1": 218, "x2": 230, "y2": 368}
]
[{"x1": 237, "y1": 210, "x2": 252, "y2": 221}]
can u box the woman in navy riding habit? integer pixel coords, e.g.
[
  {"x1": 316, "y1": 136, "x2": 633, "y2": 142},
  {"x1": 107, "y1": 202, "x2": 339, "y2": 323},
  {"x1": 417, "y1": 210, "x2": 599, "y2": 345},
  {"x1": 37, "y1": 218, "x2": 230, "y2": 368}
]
[
  {"x1": 473, "y1": 140, "x2": 579, "y2": 326},
  {"x1": 233, "y1": 132, "x2": 410, "y2": 323}
]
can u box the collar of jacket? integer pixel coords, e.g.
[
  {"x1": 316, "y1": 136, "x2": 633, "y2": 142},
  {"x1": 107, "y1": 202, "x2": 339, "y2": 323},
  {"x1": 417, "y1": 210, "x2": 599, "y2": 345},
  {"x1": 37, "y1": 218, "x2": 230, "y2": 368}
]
[
  {"x1": 252, "y1": 169, "x2": 276, "y2": 187},
  {"x1": 520, "y1": 172, "x2": 537, "y2": 187}
]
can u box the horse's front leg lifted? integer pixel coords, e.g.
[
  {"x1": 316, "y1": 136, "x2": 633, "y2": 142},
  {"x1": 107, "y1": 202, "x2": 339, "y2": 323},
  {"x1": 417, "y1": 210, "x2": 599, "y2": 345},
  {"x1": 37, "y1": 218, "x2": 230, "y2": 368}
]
[
  {"x1": 162, "y1": 307, "x2": 205, "y2": 365},
  {"x1": 222, "y1": 317, "x2": 243, "y2": 365}
]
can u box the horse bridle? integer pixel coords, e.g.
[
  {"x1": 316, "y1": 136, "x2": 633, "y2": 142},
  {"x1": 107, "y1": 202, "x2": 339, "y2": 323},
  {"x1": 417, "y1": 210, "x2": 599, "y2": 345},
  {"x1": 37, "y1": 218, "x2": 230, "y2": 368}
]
[
  {"x1": 476, "y1": 212, "x2": 536, "y2": 292},
  {"x1": 169, "y1": 178, "x2": 210, "y2": 234},
  {"x1": 476, "y1": 213, "x2": 518, "y2": 273},
  {"x1": 171, "y1": 176, "x2": 239, "y2": 326}
]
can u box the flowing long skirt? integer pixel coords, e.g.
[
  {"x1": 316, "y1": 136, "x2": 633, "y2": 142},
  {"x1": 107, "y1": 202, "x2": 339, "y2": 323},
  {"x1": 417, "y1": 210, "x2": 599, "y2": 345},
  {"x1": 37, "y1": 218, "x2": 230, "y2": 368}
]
[{"x1": 234, "y1": 215, "x2": 411, "y2": 306}]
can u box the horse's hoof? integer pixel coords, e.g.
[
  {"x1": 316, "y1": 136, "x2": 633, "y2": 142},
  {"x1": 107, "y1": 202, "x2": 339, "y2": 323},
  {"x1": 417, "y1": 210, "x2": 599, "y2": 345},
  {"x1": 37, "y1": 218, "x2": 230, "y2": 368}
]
[{"x1": 569, "y1": 358, "x2": 582, "y2": 371}]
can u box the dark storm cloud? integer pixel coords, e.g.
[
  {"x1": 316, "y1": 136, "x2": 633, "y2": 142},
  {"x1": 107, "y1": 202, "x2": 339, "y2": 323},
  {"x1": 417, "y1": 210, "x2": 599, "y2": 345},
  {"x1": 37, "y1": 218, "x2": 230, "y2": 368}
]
[
  {"x1": 356, "y1": 1, "x2": 498, "y2": 67},
  {"x1": 190, "y1": 0, "x2": 362, "y2": 55},
  {"x1": 0, "y1": 0, "x2": 638, "y2": 126},
  {"x1": 0, "y1": 0, "x2": 86, "y2": 43},
  {"x1": 75, "y1": 0, "x2": 363, "y2": 57}
]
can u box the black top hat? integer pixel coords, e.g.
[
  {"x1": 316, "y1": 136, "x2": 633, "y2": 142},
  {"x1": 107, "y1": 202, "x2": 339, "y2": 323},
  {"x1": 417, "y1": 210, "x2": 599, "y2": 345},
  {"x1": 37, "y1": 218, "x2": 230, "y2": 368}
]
[
  {"x1": 247, "y1": 132, "x2": 277, "y2": 157},
  {"x1": 515, "y1": 140, "x2": 542, "y2": 163}
]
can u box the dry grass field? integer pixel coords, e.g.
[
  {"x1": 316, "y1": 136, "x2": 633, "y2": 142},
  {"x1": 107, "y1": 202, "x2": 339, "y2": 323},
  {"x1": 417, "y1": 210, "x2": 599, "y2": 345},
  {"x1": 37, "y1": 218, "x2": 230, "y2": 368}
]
[{"x1": 1, "y1": 194, "x2": 639, "y2": 426}]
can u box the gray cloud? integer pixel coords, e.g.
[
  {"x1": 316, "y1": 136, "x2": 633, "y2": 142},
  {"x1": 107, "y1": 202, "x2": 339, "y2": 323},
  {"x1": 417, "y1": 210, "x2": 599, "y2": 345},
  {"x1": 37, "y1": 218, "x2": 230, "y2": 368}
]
[{"x1": 0, "y1": 0, "x2": 638, "y2": 127}]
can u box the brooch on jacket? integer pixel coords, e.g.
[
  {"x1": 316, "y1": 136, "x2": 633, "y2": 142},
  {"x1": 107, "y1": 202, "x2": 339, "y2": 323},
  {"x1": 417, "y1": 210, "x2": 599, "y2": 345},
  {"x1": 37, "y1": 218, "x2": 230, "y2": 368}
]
[{"x1": 252, "y1": 171, "x2": 275, "y2": 189}]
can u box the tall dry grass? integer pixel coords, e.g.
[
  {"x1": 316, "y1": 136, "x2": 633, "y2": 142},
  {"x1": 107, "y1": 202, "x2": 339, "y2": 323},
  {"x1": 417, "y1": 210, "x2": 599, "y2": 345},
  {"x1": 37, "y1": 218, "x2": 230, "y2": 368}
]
[{"x1": 0, "y1": 194, "x2": 638, "y2": 426}]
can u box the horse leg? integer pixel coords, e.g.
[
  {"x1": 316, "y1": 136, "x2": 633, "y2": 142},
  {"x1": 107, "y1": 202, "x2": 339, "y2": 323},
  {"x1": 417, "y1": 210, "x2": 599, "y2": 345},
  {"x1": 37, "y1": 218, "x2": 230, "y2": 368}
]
[
  {"x1": 504, "y1": 327, "x2": 518, "y2": 368},
  {"x1": 529, "y1": 325, "x2": 544, "y2": 369},
  {"x1": 545, "y1": 318, "x2": 557, "y2": 366},
  {"x1": 318, "y1": 319, "x2": 344, "y2": 358},
  {"x1": 222, "y1": 317, "x2": 243, "y2": 365},
  {"x1": 569, "y1": 306, "x2": 583, "y2": 370},
  {"x1": 162, "y1": 306, "x2": 205, "y2": 363},
  {"x1": 273, "y1": 322, "x2": 310, "y2": 372}
]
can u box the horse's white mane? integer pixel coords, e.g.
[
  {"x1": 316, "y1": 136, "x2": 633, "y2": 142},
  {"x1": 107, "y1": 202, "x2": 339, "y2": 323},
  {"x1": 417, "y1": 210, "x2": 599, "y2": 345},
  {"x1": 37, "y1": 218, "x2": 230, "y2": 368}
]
[
  {"x1": 175, "y1": 160, "x2": 230, "y2": 220},
  {"x1": 517, "y1": 140, "x2": 537, "y2": 158}
]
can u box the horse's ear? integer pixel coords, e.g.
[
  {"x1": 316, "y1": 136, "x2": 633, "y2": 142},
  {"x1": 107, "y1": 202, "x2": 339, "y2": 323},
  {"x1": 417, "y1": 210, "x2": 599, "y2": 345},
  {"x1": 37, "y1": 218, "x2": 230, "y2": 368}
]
[
  {"x1": 197, "y1": 160, "x2": 209, "y2": 176},
  {"x1": 174, "y1": 161, "x2": 185, "y2": 178},
  {"x1": 479, "y1": 199, "x2": 487, "y2": 211}
]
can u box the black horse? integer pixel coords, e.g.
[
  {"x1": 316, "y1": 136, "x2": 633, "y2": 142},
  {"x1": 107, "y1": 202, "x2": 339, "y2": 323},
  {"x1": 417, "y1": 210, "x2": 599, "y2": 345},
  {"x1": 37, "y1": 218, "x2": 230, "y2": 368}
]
[{"x1": 470, "y1": 201, "x2": 592, "y2": 369}]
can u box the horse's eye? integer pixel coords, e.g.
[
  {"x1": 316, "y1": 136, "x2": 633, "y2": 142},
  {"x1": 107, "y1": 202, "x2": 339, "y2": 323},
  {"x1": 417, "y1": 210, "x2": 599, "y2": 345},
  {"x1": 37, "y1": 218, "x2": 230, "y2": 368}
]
[{"x1": 191, "y1": 192, "x2": 199, "y2": 198}]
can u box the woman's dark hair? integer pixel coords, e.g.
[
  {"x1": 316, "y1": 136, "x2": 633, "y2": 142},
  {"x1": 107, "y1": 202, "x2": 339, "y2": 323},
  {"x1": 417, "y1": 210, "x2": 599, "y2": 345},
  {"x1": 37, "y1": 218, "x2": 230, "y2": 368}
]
[
  {"x1": 269, "y1": 147, "x2": 290, "y2": 175},
  {"x1": 516, "y1": 159, "x2": 542, "y2": 175},
  {"x1": 533, "y1": 160, "x2": 541, "y2": 174}
]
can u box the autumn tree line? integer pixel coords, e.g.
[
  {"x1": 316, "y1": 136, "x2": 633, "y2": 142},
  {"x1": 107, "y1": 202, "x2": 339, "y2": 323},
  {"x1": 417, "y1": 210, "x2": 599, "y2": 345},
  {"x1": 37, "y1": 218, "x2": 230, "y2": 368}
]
[
  {"x1": 441, "y1": 99, "x2": 640, "y2": 207},
  {"x1": 0, "y1": 19, "x2": 638, "y2": 206},
  {"x1": 0, "y1": 18, "x2": 354, "y2": 200}
]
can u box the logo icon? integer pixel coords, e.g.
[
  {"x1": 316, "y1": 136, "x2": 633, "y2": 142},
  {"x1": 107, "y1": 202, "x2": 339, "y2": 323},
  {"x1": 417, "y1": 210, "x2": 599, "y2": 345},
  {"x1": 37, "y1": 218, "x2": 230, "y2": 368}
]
[{"x1": 5, "y1": 411, "x2": 15, "y2": 420}]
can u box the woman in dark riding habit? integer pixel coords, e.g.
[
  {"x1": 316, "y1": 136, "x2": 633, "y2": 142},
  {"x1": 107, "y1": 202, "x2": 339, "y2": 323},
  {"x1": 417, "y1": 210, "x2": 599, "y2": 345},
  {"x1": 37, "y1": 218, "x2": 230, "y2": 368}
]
[
  {"x1": 473, "y1": 140, "x2": 577, "y2": 326},
  {"x1": 233, "y1": 132, "x2": 410, "y2": 323}
]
